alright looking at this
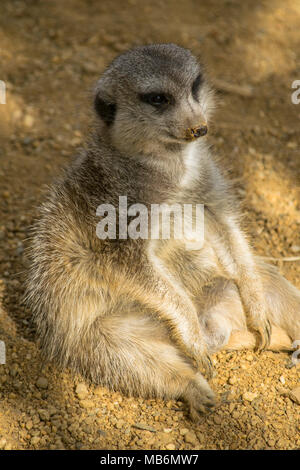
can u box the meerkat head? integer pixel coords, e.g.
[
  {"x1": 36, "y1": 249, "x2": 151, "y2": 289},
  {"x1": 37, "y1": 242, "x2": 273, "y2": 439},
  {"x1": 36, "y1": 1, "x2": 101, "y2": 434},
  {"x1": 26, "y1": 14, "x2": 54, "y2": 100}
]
[{"x1": 94, "y1": 43, "x2": 214, "y2": 156}]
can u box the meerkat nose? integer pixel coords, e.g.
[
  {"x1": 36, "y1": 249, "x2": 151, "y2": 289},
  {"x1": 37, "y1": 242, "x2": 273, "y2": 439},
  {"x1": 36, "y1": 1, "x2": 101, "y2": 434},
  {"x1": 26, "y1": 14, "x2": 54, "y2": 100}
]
[{"x1": 192, "y1": 124, "x2": 208, "y2": 138}]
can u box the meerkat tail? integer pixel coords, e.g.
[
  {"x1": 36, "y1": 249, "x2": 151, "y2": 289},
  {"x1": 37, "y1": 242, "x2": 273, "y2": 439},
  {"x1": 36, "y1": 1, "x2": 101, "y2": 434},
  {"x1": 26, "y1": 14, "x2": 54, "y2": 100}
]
[{"x1": 256, "y1": 257, "x2": 300, "y2": 343}]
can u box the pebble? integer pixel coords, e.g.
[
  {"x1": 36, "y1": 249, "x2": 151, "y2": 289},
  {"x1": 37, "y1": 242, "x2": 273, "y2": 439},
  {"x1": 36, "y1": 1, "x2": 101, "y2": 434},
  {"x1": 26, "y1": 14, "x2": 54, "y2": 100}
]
[
  {"x1": 213, "y1": 415, "x2": 222, "y2": 425},
  {"x1": 79, "y1": 399, "x2": 94, "y2": 409},
  {"x1": 38, "y1": 409, "x2": 50, "y2": 421},
  {"x1": 166, "y1": 443, "x2": 176, "y2": 450},
  {"x1": 24, "y1": 114, "x2": 34, "y2": 128},
  {"x1": 0, "y1": 438, "x2": 7, "y2": 450},
  {"x1": 75, "y1": 383, "x2": 88, "y2": 399},
  {"x1": 31, "y1": 436, "x2": 40, "y2": 446},
  {"x1": 184, "y1": 431, "x2": 198, "y2": 446},
  {"x1": 286, "y1": 141, "x2": 297, "y2": 149},
  {"x1": 245, "y1": 353, "x2": 254, "y2": 362},
  {"x1": 115, "y1": 419, "x2": 124, "y2": 429},
  {"x1": 179, "y1": 428, "x2": 189, "y2": 436},
  {"x1": 156, "y1": 432, "x2": 173, "y2": 447},
  {"x1": 36, "y1": 377, "x2": 48, "y2": 389},
  {"x1": 229, "y1": 403, "x2": 236, "y2": 414},
  {"x1": 289, "y1": 386, "x2": 300, "y2": 405},
  {"x1": 25, "y1": 420, "x2": 33, "y2": 430},
  {"x1": 242, "y1": 391, "x2": 258, "y2": 402}
]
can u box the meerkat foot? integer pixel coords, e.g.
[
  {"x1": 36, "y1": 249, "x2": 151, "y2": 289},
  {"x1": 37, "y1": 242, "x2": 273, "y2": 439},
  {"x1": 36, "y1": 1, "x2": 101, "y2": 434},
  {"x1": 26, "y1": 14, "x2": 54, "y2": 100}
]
[{"x1": 184, "y1": 373, "x2": 216, "y2": 422}]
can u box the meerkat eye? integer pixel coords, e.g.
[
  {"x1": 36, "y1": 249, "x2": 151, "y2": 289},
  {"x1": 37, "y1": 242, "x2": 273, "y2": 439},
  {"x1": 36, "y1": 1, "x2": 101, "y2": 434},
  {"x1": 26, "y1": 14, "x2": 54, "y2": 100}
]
[
  {"x1": 192, "y1": 73, "x2": 204, "y2": 101},
  {"x1": 139, "y1": 92, "x2": 170, "y2": 107}
]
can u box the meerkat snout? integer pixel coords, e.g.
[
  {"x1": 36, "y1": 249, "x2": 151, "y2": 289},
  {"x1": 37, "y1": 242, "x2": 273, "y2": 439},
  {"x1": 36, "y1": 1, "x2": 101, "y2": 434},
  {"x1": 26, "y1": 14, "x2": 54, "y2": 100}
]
[
  {"x1": 93, "y1": 43, "x2": 214, "y2": 156},
  {"x1": 185, "y1": 123, "x2": 208, "y2": 141}
]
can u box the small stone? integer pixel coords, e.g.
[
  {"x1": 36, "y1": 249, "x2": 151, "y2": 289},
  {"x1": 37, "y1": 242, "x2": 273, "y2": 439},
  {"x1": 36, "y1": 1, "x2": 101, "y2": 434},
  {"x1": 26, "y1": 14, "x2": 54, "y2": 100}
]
[
  {"x1": 279, "y1": 376, "x2": 285, "y2": 385},
  {"x1": 0, "y1": 438, "x2": 7, "y2": 450},
  {"x1": 38, "y1": 409, "x2": 50, "y2": 421},
  {"x1": 166, "y1": 443, "x2": 176, "y2": 450},
  {"x1": 115, "y1": 419, "x2": 124, "y2": 430},
  {"x1": 31, "y1": 436, "x2": 40, "y2": 446},
  {"x1": 228, "y1": 376, "x2": 237, "y2": 385},
  {"x1": 179, "y1": 428, "x2": 189, "y2": 436},
  {"x1": 55, "y1": 439, "x2": 65, "y2": 450},
  {"x1": 289, "y1": 386, "x2": 300, "y2": 405},
  {"x1": 75, "y1": 383, "x2": 88, "y2": 399},
  {"x1": 79, "y1": 399, "x2": 94, "y2": 409},
  {"x1": 25, "y1": 420, "x2": 33, "y2": 430},
  {"x1": 36, "y1": 377, "x2": 48, "y2": 389},
  {"x1": 156, "y1": 432, "x2": 173, "y2": 447},
  {"x1": 229, "y1": 403, "x2": 236, "y2": 414},
  {"x1": 291, "y1": 245, "x2": 300, "y2": 253},
  {"x1": 245, "y1": 353, "x2": 254, "y2": 362},
  {"x1": 184, "y1": 431, "x2": 198, "y2": 446},
  {"x1": 24, "y1": 114, "x2": 34, "y2": 128},
  {"x1": 213, "y1": 415, "x2": 222, "y2": 425},
  {"x1": 286, "y1": 141, "x2": 297, "y2": 149},
  {"x1": 242, "y1": 391, "x2": 257, "y2": 402}
]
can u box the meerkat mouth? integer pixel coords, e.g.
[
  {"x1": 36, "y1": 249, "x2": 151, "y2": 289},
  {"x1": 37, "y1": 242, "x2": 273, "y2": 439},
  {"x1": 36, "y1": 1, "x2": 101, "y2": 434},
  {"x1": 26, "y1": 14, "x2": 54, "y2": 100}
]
[
  {"x1": 166, "y1": 125, "x2": 208, "y2": 143},
  {"x1": 165, "y1": 131, "x2": 207, "y2": 144}
]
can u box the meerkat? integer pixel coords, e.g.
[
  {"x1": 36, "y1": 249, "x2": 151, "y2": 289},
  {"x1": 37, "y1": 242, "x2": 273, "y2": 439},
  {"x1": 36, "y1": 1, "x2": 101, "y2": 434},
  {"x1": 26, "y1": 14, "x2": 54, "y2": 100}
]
[{"x1": 25, "y1": 44, "x2": 300, "y2": 420}]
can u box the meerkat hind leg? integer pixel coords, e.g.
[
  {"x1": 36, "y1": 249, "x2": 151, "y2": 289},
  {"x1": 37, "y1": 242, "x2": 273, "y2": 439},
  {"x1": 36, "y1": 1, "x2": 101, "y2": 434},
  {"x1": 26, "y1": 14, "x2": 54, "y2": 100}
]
[{"x1": 83, "y1": 314, "x2": 215, "y2": 420}]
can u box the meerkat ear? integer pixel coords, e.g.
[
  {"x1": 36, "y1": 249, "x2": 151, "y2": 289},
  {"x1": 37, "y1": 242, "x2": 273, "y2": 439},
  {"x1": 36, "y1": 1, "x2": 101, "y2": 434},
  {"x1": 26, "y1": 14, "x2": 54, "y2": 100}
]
[
  {"x1": 94, "y1": 94, "x2": 116, "y2": 126},
  {"x1": 94, "y1": 77, "x2": 117, "y2": 126}
]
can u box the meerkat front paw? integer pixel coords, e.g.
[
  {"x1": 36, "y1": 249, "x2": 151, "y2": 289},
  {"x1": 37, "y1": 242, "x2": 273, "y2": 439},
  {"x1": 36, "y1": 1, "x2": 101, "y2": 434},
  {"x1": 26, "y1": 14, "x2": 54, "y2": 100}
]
[
  {"x1": 186, "y1": 340, "x2": 214, "y2": 378},
  {"x1": 184, "y1": 373, "x2": 216, "y2": 422},
  {"x1": 198, "y1": 352, "x2": 214, "y2": 379}
]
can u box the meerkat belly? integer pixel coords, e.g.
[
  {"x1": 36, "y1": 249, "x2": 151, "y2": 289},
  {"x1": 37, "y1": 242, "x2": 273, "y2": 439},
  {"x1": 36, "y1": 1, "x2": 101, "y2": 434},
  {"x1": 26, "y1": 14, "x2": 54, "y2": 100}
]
[{"x1": 160, "y1": 238, "x2": 222, "y2": 297}]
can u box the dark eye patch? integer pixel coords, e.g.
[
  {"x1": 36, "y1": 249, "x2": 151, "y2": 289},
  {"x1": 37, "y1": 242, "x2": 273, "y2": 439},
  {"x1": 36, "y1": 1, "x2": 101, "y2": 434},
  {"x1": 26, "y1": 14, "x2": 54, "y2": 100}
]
[
  {"x1": 139, "y1": 92, "x2": 173, "y2": 108},
  {"x1": 192, "y1": 73, "x2": 204, "y2": 101}
]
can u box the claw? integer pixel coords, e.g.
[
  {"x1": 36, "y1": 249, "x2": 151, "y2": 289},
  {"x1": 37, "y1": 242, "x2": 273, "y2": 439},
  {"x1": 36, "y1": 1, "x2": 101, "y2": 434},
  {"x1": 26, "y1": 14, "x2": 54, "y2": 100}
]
[{"x1": 254, "y1": 320, "x2": 272, "y2": 351}]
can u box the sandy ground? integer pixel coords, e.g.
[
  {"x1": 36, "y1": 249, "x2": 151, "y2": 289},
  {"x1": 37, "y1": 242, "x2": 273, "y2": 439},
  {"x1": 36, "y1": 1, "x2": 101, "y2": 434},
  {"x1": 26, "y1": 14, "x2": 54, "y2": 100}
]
[{"x1": 0, "y1": 0, "x2": 299, "y2": 450}]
